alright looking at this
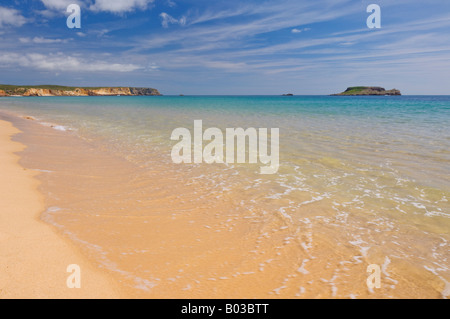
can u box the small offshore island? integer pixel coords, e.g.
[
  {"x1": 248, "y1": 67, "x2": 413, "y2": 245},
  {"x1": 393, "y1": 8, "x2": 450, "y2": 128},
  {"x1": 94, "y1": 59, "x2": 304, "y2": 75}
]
[
  {"x1": 0, "y1": 85, "x2": 161, "y2": 97},
  {"x1": 332, "y1": 86, "x2": 401, "y2": 96}
]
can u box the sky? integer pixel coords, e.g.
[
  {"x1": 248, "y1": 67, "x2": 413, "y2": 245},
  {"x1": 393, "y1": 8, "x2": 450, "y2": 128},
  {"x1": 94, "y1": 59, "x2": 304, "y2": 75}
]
[{"x1": 0, "y1": 0, "x2": 449, "y2": 95}]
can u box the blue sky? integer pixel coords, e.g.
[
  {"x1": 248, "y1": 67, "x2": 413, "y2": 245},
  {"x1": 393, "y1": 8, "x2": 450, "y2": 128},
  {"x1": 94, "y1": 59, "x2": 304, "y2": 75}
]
[{"x1": 0, "y1": 0, "x2": 449, "y2": 94}]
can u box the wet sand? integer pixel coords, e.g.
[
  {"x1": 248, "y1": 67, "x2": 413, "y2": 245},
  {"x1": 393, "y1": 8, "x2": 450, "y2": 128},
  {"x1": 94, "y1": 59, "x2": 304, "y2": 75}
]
[
  {"x1": 0, "y1": 109, "x2": 448, "y2": 299},
  {"x1": 0, "y1": 118, "x2": 122, "y2": 298}
]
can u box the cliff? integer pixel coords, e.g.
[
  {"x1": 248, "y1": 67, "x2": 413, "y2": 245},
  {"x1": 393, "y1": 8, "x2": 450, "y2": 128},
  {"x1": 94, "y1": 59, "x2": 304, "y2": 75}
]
[
  {"x1": 332, "y1": 87, "x2": 401, "y2": 96},
  {"x1": 0, "y1": 85, "x2": 161, "y2": 97}
]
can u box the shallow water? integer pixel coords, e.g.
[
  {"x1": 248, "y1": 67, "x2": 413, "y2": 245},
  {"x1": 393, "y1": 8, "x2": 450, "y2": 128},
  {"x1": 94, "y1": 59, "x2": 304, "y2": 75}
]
[{"x1": 1, "y1": 95, "x2": 449, "y2": 298}]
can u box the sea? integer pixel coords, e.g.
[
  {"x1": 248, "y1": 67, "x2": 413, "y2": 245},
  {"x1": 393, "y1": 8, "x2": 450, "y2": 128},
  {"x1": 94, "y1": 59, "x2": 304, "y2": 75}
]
[{"x1": 1, "y1": 95, "x2": 449, "y2": 298}]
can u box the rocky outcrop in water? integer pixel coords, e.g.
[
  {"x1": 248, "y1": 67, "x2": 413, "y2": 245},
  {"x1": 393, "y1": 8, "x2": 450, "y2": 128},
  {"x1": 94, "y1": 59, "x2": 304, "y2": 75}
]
[{"x1": 332, "y1": 87, "x2": 401, "y2": 96}]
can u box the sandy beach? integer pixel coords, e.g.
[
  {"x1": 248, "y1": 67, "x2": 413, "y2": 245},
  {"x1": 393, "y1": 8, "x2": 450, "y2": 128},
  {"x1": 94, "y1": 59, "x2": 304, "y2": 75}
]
[
  {"x1": 0, "y1": 119, "x2": 121, "y2": 298},
  {"x1": 0, "y1": 94, "x2": 448, "y2": 299},
  {"x1": 1, "y1": 0, "x2": 449, "y2": 303}
]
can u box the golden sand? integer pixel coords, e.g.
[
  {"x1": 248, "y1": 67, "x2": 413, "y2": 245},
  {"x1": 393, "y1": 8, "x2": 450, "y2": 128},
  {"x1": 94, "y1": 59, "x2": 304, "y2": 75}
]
[{"x1": 0, "y1": 119, "x2": 121, "y2": 298}]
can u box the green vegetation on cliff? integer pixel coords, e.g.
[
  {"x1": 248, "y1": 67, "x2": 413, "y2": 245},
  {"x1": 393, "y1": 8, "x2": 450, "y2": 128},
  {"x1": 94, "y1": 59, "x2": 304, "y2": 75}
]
[
  {"x1": 332, "y1": 86, "x2": 401, "y2": 96},
  {"x1": 0, "y1": 84, "x2": 99, "y2": 92},
  {"x1": 0, "y1": 85, "x2": 161, "y2": 96}
]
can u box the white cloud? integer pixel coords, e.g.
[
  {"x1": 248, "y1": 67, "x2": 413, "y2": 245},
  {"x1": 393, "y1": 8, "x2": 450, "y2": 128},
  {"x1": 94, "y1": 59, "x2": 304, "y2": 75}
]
[
  {"x1": 90, "y1": 0, "x2": 155, "y2": 14},
  {"x1": 205, "y1": 61, "x2": 248, "y2": 71},
  {"x1": 188, "y1": 5, "x2": 255, "y2": 25},
  {"x1": 0, "y1": 52, "x2": 142, "y2": 72},
  {"x1": 160, "y1": 12, "x2": 186, "y2": 28},
  {"x1": 95, "y1": 29, "x2": 110, "y2": 37},
  {"x1": 41, "y1": 0, "x2": 79, "y2": 10},
  {"x1": 20, "y1": 37, "x2": 70, "y2": 44},
  {"x1": 0, "y1": 6, "x2": 27, "y2": 27},
  {"x1": 40, "y1": 0, "x2": 154, "y2": 14},
  {"x1": 166, "y1": 0, "x2": 177, "y2": 8},
  {"x1": 136, "y1": 0, "x2": 355, "y2": 52},
  {"x1": 38, "y1": 0, "x2": 83, "y2": 18},
  {"x1": 291, "y1": 27, "x2": 311, "y2": 34},
  {"x1": 147, "y1": 62, "x2": 159, "y2": 70}
]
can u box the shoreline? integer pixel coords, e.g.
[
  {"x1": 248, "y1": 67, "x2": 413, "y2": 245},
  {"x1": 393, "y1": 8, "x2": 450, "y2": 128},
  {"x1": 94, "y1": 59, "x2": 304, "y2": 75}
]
[
  {"x1": 0, "y1": 103, "x2": 448, "y2": 299},
  {"x1": 0, "y1": 118, "x2": 122, "y2": 298}
]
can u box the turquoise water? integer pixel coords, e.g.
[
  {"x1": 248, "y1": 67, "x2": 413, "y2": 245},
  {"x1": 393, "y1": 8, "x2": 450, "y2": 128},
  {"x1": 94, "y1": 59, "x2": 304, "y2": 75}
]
[
  {"x1": 1, "y1": 95, "x2": 449, "y2": 222},
  {"x1": 1, "y1": 95, "x2": 449, "y2": 297},
  {"x1": 2, "y1": 95, "x2": 449, "y2": 185}
]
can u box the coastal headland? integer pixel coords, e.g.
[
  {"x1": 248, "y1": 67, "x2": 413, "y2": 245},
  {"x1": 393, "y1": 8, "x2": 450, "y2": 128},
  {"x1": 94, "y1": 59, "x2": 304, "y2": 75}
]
[{"x1": 0, "y1": 85, "x2": 161, "y2": 97}]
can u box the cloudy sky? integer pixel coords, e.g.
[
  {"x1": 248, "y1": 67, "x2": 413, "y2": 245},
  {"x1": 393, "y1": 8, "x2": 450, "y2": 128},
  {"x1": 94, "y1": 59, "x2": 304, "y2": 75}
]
[{"x1": 0, "y1": 0, "x2": 449, "y2": 94}]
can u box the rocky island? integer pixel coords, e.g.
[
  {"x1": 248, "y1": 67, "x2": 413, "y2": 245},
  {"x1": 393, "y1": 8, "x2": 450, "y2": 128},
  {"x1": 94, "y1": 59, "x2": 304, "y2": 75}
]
[
  {"x1": 332, "y1": 86, "x2": 401, "y2": 96},
  {"x1": 0, "y1": 85, "x2": 161, "y2": 97}
]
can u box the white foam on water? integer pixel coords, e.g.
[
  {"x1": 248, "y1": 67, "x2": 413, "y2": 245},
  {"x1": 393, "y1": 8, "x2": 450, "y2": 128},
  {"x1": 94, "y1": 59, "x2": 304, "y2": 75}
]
[
  {"x1": 134, "y1": 277, "x2": 157, "y2": 291},
  {"x1": 297, "y1": 259, "x2": 310, "y2": 275},
  {"x1": 271, "y1": 285, "x2": 287, "y2": 295},
  {"x1": 349, "y1": 237, "x2": 370, "y2": 258},
  {"x1": 33, "y1": 169, "x2": 54, "y2": 173},
  {"x1": 295, "y1": 287, "x2": 306, "y2": 297},
  {"x1": 38, "y1": 121, "x2": 72, "y2": 132},
  {"x1": 52, "y1": 125, "x2": 68, "y2": 131}
]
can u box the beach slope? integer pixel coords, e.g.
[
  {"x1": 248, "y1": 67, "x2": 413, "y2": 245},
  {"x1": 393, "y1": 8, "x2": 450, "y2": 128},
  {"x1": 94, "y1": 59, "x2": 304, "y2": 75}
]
[{"x1": 0, "y1": 119, "x2": 121, "y2": 299}]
